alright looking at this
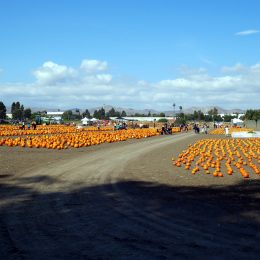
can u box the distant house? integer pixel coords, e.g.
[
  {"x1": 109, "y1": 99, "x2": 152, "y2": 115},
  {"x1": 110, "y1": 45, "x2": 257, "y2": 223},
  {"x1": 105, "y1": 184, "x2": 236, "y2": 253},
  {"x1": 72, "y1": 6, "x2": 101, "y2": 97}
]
[
  {"x1": 219, "y1": 113, "x2": 245, "y2": 119},
  {"x1": 47, "y1": 111, "x2": 64, "y2": 121},
  {"x1": 47, "y1": 111, "x2": 64, "y2": 117},
  {"x1": 231, "y1": 118, "x2": 244, "y2": 127},
  {"x1": 6, "y1": 113, "x2": 12, "y2": 119},
  {"x1": 109, "y1": 116, "x2": 174, "y2": 122}
]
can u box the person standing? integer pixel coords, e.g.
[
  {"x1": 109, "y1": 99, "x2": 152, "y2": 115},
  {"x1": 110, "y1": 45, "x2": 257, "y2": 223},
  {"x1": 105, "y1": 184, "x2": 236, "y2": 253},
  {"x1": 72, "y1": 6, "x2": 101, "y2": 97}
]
[
  {"x1": 203, "y1": 124, "x2": 208, "y2": 134},
  {"x1": 225, "y1": 125, "x2": 229, "y2": 136}
]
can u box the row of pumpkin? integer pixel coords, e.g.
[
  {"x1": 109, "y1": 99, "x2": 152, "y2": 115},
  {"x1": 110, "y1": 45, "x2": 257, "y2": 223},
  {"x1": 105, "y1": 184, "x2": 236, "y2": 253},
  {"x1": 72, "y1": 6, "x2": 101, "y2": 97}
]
[
  {"x1": 173, "y1": 138, "x2": 260, "y2": 178},
  {"x1": 0, "y1": 125, "x2": 113, "y2": 136},
  {"x1": 209, "y1": 127, "x2": 253, "y2": 135},
  {"x1": 0, "y1": 129, "x2": 160, "y2": 149}
]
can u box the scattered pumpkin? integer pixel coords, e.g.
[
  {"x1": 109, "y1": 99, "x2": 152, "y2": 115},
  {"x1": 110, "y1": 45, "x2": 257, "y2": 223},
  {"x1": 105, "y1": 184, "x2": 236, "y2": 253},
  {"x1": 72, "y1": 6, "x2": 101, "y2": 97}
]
[{"x1": 173, "y1": 138, "x2": 260, "y2": 179}]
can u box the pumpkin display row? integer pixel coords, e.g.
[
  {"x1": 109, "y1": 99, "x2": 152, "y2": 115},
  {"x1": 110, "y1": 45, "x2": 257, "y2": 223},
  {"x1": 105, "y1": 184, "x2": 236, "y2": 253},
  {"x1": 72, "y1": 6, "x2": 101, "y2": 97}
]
[
  {"x1": 0, "y1": 125, "x2": 113, "y2": 137},
  {"x1": 209, "y1": 127, "x2": 253, "y2": 135},
  {"x1": 172, "y1": 138, "x2": 260, "y2": 179},
  {"x1": 0, "y1": 129, "x2": 160, "y2": 149}
]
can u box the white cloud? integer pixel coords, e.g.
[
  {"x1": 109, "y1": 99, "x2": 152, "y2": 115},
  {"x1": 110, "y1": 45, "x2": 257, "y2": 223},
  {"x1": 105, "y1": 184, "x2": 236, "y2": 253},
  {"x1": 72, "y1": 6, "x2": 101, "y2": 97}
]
[
  {"x1": 80, "y1": 59, "x2": 108, "y2": 73},
  {"x1": 221, "y1": 63, "x2": 246, "y2": 73},
  {"x1": 1, "y1": 60, "x2": 260, "y2": 110},
  {"x1": 250, "y1": 63, "x2": 260, "y2": 73},
  {"x1": 96, "y1": 74, "x2": 112, "y2": 82},
  {"x1": 33, "y1": 61, "x2": 77, "y2": 84},
  {"x1": 235, "y1": 29, "x2": 260, "y2": 36}
]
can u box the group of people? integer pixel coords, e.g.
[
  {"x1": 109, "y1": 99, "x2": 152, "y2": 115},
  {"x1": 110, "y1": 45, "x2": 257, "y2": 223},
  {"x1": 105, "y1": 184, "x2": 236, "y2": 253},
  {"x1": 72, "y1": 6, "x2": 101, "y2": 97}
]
[
  {"x1": 193, "y1": 123, "x2": 209, "y2": 134},
  {"x1": 160, "y1": 123, "x2": 172, "y2": 135},
  {"x1": 113, "y1": 122, "x2": 128, "y2": 130},
  {"x1": 20, "y1": 121, "x2": 37, "y2": 130},
  {"x1": 180, "y1": 124, "x2": 189, "y2": 132}
]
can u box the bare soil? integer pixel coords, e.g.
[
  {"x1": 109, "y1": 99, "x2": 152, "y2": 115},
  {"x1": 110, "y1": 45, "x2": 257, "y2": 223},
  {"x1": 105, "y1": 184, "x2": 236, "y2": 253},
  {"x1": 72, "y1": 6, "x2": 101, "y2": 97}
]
[{"x1": 0, "y1": 133, "x2": 259, "y2": 259}]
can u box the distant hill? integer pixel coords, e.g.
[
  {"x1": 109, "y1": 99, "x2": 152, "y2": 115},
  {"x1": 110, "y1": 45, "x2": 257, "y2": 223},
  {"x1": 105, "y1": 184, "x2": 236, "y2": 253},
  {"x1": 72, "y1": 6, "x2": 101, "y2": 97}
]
[
  {"x1": 164, "y1": 106, "x2": 245, "y2": 116},
  {"x1": 88, "y1": 105, "x2": 245, "y2": 116},
  {"x1": 87, "y1": 105, "x2": 158, "y2": 116},
  {"x1": 6, "y1": 104, "x2": 246, "y2": 116}
]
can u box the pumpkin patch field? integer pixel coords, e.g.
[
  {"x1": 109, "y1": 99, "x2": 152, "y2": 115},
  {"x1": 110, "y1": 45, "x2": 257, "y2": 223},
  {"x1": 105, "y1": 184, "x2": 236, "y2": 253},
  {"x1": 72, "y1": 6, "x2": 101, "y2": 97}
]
[
  {"x1": 0, "y1": 125, "x2": 159, "y2": 149},
  {"x1": 0, "y1": 129, "x2": 260, "y2": 259},
  {"x1": 172, "y1": 138, "x2": 260, "y2": 179}
]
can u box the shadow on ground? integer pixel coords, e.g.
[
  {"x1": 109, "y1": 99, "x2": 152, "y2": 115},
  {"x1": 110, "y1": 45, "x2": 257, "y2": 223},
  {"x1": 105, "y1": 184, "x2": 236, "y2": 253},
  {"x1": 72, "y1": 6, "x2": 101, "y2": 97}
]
[{"x1": 0, "y1": 177, "x2": 259, "y2": 259}]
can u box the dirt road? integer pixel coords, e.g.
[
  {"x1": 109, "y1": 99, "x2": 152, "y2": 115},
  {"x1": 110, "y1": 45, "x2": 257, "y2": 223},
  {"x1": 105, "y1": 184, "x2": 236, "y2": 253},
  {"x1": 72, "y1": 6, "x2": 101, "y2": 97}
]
[{"x1": 0, "y1": 133, "x2": 259, "y2": 259}]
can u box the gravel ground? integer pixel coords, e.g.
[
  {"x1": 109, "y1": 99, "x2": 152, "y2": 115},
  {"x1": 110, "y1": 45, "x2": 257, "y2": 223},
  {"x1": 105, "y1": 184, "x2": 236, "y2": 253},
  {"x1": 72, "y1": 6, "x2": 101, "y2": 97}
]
[{"x1": 0, "y1": 132, "x2": 259, "y2": 259}]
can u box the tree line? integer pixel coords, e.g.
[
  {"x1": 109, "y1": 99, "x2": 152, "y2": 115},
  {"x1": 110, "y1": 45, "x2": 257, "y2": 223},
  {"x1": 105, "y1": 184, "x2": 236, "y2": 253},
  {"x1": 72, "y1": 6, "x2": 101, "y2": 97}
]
[
  {"x1": 1, "y1": 101, "x2": 260, "y2": 123},
  {"x1": 175, "y1": 108, "x2": 240, "y2": 125},
  {"x1": 62, "y1": 107, "x2": 128, "y2": 120},
  {"x1": 0, "y1": 101, "x2": 32, "y2": 121},
  {"x1": 62, "y1": 107, "x2": 168, "y2": 120}
]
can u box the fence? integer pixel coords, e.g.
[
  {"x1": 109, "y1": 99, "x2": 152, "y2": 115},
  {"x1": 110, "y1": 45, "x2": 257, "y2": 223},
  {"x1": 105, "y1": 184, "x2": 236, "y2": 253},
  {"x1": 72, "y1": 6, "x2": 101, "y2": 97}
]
[{"x1": 245, "y1": 120, "x2": 260, "y2": 130}]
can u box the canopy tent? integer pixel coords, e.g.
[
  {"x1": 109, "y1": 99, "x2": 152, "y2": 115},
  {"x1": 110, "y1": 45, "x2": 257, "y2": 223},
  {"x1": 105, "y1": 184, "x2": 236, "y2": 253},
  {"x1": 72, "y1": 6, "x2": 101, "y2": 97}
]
[
  {"x1": 90, "y1": 118, "x2": 98, "y2": 122},
  {"x1": 81, "y1": 117, "x2": 91, "y2": 125},
  {"x1": 231, "y1": 118, "x2": 244, "y2": 126}
]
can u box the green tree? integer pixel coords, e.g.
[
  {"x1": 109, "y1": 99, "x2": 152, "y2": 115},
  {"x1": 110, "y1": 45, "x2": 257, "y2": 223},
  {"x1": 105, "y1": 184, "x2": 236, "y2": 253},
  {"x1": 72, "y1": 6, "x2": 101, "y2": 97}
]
[
  {"x1": 223, "y1": 114, "x2": 236, "y2": 122},
  {"x1": 245, "y1": 109, "x2": 260, "y2": 120},
  {"x1": 193, "y1": 110, "x2": 199, "y2": 120},
  {"x1": 0, "y1": 101, "x2": 7, "y2": 119},
  {"x1": 62, "y1": 110, "x2": 73, "y2": 120},
  {"x1": 159, "y1": 112, "x2": 165, "y2": 117},
  {"x1": 93, "y1": 108, "x2": 107, "y2": 119},
  {"x1": 107, "y1": 108, "x2": 116, "y2": 117},
  {"x1": 213, "y1": 114, "x2": 223, "y2": 122},
  {"x1": 204, "y1": 115, "x2": 213, "y2": 122},
  {"x1": 208, "y1": 107, "x2": 218, "y2": 117},
  {"x1": 158, "y1": 118, "x2": 168, "y2": 123},
  {"x1": 82, "y1": 109, "x2": 91, "y2": 118},
  {"x1": 15, "y1": 102, "x2": 20, "y2": 110},
  {"x1": 11, "y1": 102, "x2": 16, "y2": 114},
  {"x1": 198, "y1": 110, "x2": 205, "y2": 120},
  {"x1": 12, "y1": 101, "x2": 24, "y2": 120},
  {"x1": 245, "y1": 109, "x2": 260, "y2": 128},
  {"x1": 175, "y1": 117, "x2": 186, "y2": 125},
  {"x1": 93, "y1": 110, "x2": 99, "y2": 118},
  {"x1": 106, "y1": 107, "x2": 121, "y2": 118},
  {"x1": 24, "y1": 108, "x2": 32, "y2": 119},
  {"x1": 185, "y1": 113, "x2": 195, "y2": 121},
  {"x1": 121, "y1": 110, "x2": 127, "y2": 117},
  {"x1": 99, "y1": 107, "x2": 106, "y2": 119}
]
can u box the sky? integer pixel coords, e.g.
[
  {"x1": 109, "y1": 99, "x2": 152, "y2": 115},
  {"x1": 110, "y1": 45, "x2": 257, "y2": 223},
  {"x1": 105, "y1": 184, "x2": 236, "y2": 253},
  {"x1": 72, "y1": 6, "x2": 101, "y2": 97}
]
[{"x1": 0, "y1": 0, "x2": 260, "y2": 111}]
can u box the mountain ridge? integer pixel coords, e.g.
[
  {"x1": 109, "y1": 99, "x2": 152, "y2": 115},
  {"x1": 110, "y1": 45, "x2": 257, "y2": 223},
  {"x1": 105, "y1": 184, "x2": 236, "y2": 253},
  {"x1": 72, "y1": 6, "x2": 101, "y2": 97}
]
[{"x1": 9, "y1": 105, "x2": 245, "y2": 115}]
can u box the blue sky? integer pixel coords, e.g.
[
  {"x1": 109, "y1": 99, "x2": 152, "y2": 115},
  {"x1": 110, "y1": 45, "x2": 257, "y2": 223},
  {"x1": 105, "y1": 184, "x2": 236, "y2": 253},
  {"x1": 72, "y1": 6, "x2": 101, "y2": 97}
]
[{"x1": 0, "y1": 0, "x2": 260, "y2": 110}]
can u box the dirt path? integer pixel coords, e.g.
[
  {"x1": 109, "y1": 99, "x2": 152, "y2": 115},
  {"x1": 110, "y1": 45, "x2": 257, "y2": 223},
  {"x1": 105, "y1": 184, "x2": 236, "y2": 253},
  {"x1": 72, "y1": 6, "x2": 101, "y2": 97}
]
[{"x1": 0, "y1": 133, "x2": 259, "y2": 259}]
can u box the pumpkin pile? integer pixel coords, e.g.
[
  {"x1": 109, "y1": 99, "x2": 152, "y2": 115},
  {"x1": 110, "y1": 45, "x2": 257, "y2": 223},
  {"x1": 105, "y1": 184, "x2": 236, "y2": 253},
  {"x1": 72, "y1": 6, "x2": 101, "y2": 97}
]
[
  {"x1": 209, "y1": 127, "x2": 253, "y2": 135},
  {"x1": 0, "y1": 128, "x2": 160, "y2": 149},
  {"x1": 172, "y1": 138, "x2": 260, "y2": 178},
  {"x1": 172, "y1": 127, "x2": 182, "y2": 133},
  {"x1": 0, "y1": 125, "x2": 113, "y2": 137}
]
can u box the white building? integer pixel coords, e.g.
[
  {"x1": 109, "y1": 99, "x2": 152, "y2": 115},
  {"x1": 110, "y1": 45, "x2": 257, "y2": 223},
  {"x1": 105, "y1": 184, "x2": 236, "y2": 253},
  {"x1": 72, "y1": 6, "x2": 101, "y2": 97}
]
[
  {"x1": 46, "y1": 111, "x2": 64, "y2": 121},
  {"x1": 110, "y1": 116, "x2": 174, "y2": 122},
  {"x1": 47, "y1": 111, "x2": 64, "y2": 117},
  {"x1": 6, "y1": 113, "x2": 12, "y2": 119}
]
